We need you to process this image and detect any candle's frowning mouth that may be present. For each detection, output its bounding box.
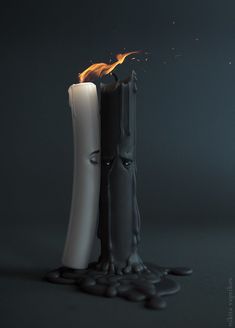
[79,51,139,83]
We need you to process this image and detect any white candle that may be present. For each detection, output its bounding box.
[62,82,100,269]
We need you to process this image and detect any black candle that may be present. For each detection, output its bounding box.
[97,71,145,273]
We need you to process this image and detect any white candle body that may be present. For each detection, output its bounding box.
[62,83,100,269]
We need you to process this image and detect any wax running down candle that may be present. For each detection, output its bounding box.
[62,82,100,269]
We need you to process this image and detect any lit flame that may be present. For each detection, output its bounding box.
[79,51,139,83]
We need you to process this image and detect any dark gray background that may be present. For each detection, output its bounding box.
[0,0,234,327]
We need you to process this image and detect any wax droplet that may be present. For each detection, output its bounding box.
[229,61,232,65]
[195,38,199,41]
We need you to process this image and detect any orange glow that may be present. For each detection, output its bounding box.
[79,51,139,83]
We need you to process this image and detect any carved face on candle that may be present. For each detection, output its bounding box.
[98,71,141,268]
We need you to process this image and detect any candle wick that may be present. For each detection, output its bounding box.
[110,72,118,82]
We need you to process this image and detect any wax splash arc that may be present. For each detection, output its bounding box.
[45,71,192,310]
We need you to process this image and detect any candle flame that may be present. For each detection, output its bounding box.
[79,51,139,83]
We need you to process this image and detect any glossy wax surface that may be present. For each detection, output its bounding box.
[62,82,100,269]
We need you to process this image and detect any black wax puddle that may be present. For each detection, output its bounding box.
[45,263,192,310]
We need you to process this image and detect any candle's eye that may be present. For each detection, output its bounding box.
[103,157,114,168]
[89,150,100,164]
[122,158,132,168]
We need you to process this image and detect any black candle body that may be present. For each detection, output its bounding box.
[98,71,144,273]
